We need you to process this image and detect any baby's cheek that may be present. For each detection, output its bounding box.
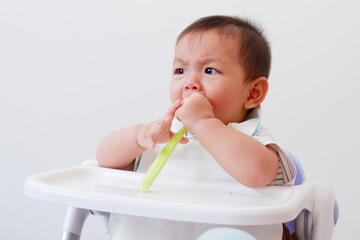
[170,92,180,103]
[169,86,182,103]
[209,98,228,121]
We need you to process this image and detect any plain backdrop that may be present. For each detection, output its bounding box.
[1,0,359,239]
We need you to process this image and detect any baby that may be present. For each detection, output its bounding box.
[97,15,296,240]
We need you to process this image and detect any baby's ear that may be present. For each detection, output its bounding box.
[244,77,269,110]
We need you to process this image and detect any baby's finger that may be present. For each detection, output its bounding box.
[147,118,170,142]
[155,117,172,134]
[148,120,164,137]
[165,99,182,118]
[146,137,156,149]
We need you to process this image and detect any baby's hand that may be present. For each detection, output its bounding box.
[175,92,215,133]
[137,100,188,149]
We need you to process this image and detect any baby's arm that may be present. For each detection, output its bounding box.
[96,124,146,170]
[97,100,188,169]
[194,119,279,188]
[175,93,278,188]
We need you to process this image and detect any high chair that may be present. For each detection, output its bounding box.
[24,152,338,240]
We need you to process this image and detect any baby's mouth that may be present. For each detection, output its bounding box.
[182,90,206,100]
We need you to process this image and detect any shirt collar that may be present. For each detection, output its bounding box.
[227,106,261,136]
[171,106,261,139]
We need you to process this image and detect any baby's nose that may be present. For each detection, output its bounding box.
[183,81,204,99]
[184,82,199,90]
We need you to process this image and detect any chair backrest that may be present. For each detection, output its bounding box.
[285,150,305,186]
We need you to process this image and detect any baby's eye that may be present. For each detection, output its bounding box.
[174,68,186,75]
[204,68,219,74]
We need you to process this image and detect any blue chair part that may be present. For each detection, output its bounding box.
[334,200,339,224]
[197,227,257,240]
[286,151,305,185]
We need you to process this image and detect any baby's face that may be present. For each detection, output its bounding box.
[170,30,252,124]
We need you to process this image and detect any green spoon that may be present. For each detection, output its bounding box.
[139,126,187,192]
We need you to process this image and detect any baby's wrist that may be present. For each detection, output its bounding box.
[136,124,149,150]
[192,117,222,136]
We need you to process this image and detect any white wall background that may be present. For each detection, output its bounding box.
[1,0,359,239]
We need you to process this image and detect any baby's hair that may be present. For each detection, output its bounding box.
[177,15,271,81]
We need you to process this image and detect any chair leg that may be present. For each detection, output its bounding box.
[61,207,89,240]
[294,209,313,240]
[311,183,336,240]
[90,210,111,240]
[295,182,336,240]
